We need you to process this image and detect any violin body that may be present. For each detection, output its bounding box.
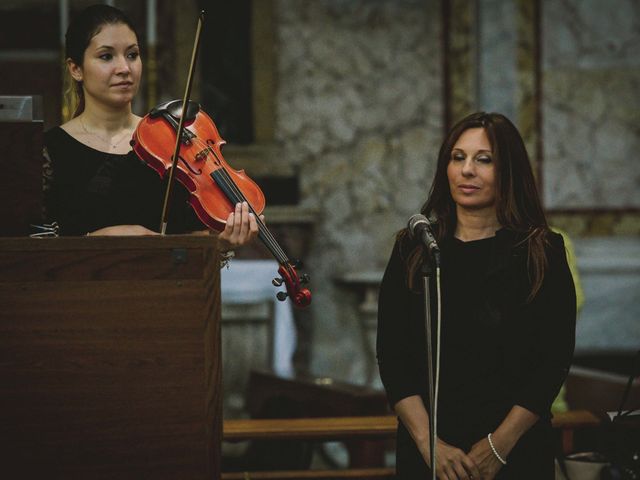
[131,100,311,307]
[132,101,265,232]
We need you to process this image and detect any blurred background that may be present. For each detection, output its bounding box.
[1,0,638,465]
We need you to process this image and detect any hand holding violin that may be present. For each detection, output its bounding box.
[86,203,261,251]
[217,201,263,251]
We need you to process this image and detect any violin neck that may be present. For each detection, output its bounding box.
[210,167,290,265]
[257,224,290,265]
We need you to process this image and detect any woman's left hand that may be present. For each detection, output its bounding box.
[468,436,504,480]
[217,201,261,251]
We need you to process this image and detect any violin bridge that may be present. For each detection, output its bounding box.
[195,147,211,162]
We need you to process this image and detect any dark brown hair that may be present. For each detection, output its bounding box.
[63,5,139,119]
[401,112,550,301]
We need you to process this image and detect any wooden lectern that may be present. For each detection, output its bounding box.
[0,235,221,479]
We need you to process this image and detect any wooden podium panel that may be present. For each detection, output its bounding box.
[0,236,221,479]
[0,121,44,236]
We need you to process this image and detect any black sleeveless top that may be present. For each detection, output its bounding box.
[44,127,200,235]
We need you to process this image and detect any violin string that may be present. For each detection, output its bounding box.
[211,160,287,262]
[220,167,286,260]
[188,136,290,264]
[217,166,290,264]
[166,127,293,272]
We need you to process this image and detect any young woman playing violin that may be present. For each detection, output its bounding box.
[44,4,259,250]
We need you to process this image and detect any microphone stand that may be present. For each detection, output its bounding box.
[421,251,441,480]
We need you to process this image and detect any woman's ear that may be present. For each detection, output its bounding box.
[66,58,83,82]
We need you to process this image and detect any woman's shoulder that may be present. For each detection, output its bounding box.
[59,118,88,140]
[498,227,562,246]
[544,230,568,265]
[45,121,82,149]
[44,125,66,144]
[545,229,565,247]
[519,230,569,276]
[44,125,73,162]
[44,121,118,172]
[393,228,421,259]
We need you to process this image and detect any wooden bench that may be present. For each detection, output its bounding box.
[222,411,603,479]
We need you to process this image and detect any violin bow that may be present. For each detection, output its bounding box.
[159,10,205,234]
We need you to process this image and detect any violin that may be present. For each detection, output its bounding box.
[131,99,311,307]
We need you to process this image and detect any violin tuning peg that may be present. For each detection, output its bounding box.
[300,273,310,285]
[276,291,288,302]
[272,277,284,287]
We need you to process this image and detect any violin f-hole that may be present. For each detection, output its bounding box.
[178,155,202,175]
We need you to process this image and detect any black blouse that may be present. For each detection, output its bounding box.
[376,228,576,478]
[43,127,201,236]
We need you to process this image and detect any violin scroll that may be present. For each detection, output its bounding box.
[277,263,312,307]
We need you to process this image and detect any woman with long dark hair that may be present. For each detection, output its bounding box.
[44,4,258,248]
[377,112,576,479]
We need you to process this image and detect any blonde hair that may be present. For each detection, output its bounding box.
[62,60,84,122]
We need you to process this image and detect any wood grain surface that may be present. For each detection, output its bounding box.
[0,236,221,479]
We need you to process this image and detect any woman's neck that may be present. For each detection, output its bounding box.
[80,102,136,134]
[454,207,501,241]
[66,101,140,154]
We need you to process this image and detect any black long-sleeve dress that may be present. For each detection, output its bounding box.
[376,228,576,479]
[43,127,201,236]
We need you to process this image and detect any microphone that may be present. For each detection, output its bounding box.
[408,214,440,265]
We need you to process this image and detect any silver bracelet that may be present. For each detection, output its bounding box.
[487,433,507,465]
[219,250,235,269]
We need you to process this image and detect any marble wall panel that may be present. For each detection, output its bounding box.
[573,237,640,352]
[515,0,539,172]
[275,0,443,382]
[478,0,518,121]
[542,0,640,209]
[448,0,540,171]
[549,211,640,236]
[446,0,477,126]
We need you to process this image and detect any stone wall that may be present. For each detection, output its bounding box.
[542,0,640,354]
[271,0,640,382]
[573,237,640,353]
[542,0,640,210]
[275,0,443,382]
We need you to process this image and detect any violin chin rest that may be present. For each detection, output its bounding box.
[149,99,200,123]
